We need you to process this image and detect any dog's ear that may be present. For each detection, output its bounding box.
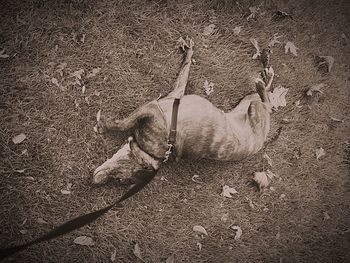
[129,138,160,170]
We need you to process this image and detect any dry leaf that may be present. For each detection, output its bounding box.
[268,33,282,47]
[0,49,10,58]
[250,38,260,59]
[318,56,334,72]
[73,236,94,246]
[253,171,272,190]
[233,26,242,36]
[81,85,86,94]
[285,41,298,56]
[231,225,242,240]
[306,83,325,96]
[19,229,28,235]
[93,125,98,133]
[111,248,117,262]
[37,218,47,224]
[203,80,214,95]
[71,69,84,79]
[221,185,238,198]
[191,174,202,183]
[203,24,216,36]
[60,189,71,195]
[315,147,325,160]
[263,153,273,166]
[295,100,302,108]
[87,67,101,78]
[24,176,35,181]
[166,254,175,263]
[133,243,143,261]
[221,213,229,222]
[267,85,289,110]
[193,225,208,236]
[323,212,330,221]
[51,77,59,87]
[96,109,101,122]
[12,133,26,144]
[14,169,26,173]
[330,116,343,122]
[196,242,202,251]
[247,6,260,21]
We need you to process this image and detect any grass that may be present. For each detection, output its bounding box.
[0,0,349,262]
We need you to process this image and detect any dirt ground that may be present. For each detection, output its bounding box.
[0,0,349,262]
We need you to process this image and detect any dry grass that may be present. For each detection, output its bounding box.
[1,0,349,262]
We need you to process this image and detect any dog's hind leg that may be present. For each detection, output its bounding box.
[97,101,160,134]
[167,37,194,99]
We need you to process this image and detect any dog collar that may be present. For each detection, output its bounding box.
[164,98,180,162]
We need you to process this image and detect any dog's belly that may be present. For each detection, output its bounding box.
[158,95,265,161]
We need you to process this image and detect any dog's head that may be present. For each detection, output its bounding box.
[92,137,160,184]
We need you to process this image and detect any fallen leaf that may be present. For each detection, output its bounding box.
[193,225,208,236]
[19,229,28,235]
[268,33,282,47]
[21,149,28,155]
[81,34,86,43]
[280,193,286,199]
[285,41,298,56]
[318,56,334,72]
[233,26,242,36]
[315,147,326,161]
[330,116,343,122]
[133,243,143,261]
[71,69,84,79]
[12,133,26,144]
[295,100,302,108]
[93,125,98,133]
[67,182,73,190]
[0,49,10,58]
[23,176,35,181]
[250,38,260,59]
[81,85,86,94]
[110,248,117,262]
[196,242,202,251]
[191,174,202,183]
[253,171,274,190]
[37,218,47,224]
[73,236,94,246]
[51,77,59,87]
[221,213,229,222]
[14,169,26,173]
[247,6,260,21]
[203,80,214,95]
[87,67,101,78]
[60,189,71,195]
[203,24,216,36]
[231,225,242,240]
[96,110,101,122]
[166,254,175,263]
[323,212,330,221]
[267,85,289,110]
[272,10,293,21]
[221,185,238,198]
[263,153,273,166]
[306,83,325,96]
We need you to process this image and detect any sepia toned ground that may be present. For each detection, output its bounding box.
[0,0,349,262]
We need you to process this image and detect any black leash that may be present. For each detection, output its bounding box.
[0,168,158,261]
[164,98,180,162]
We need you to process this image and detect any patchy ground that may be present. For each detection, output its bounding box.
[1,0,349,262]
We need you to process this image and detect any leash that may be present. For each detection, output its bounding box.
[0,168,158,261]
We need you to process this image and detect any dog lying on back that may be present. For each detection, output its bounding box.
[93,39,274,184]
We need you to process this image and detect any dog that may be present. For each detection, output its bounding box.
[92,39,274,185]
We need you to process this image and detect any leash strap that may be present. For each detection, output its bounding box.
[0,168,158,261]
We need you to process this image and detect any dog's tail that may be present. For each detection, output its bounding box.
[254,78,269,103]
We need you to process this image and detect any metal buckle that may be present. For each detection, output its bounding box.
[163,142,173,163]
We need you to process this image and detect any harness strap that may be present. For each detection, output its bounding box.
[0,168,158,260]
